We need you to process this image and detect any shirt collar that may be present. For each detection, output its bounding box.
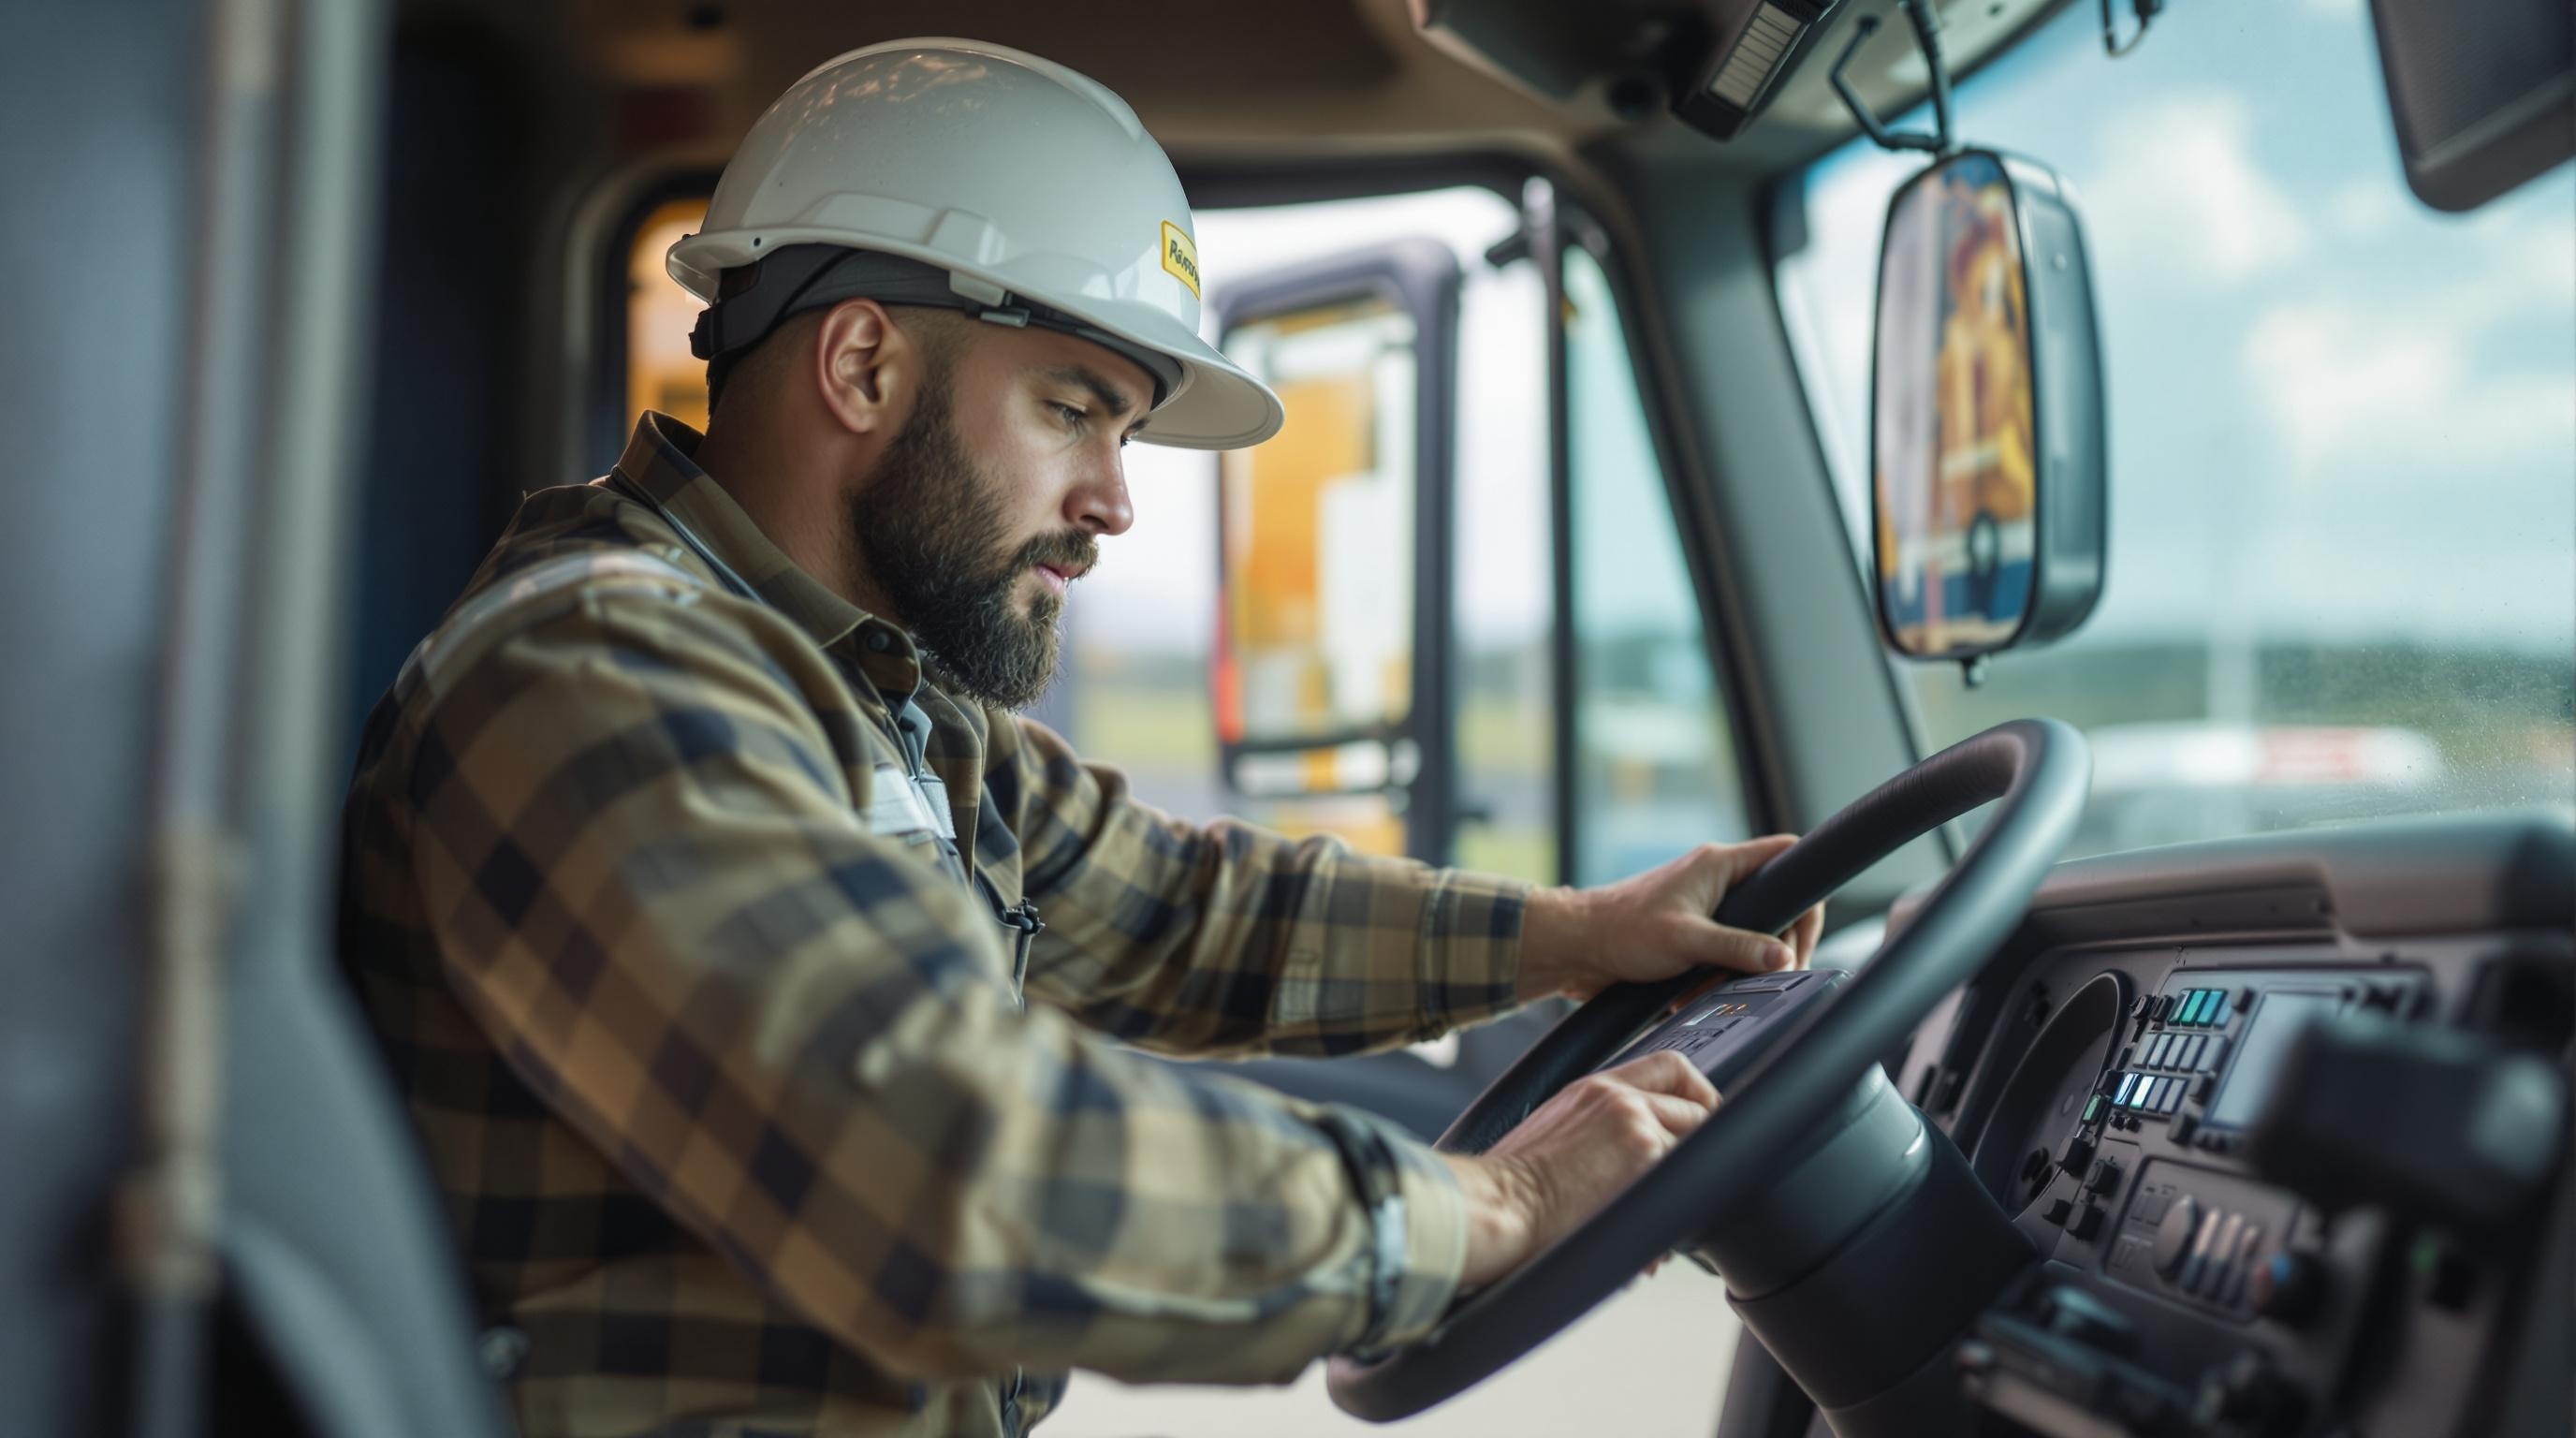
[609,412,923,692]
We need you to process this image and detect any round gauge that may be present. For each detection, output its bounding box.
[1969,971,2129,1214]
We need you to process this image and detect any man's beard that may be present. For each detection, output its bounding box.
[852,383,1097,711]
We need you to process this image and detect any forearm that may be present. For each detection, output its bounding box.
[1009,718,1531,1056]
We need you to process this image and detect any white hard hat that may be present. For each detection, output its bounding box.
[669,37,1284,450]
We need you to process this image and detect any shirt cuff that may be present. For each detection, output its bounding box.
[1316,1108,1470,1356]
[1416,868,1536,1037]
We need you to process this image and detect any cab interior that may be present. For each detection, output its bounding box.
[7,1,2572,1435]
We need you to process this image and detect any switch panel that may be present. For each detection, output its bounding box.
[2110,1160,2306,1322]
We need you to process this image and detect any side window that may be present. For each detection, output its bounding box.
[1564,244,1751,884]
[1447,238,1556,883]
[1083,186,1556,877]
[624,198,711,434]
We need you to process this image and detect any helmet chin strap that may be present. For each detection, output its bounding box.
[693,244,1180,407]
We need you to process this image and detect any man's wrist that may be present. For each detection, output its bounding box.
[1438,1152,1537,1289]
[1515,884,1590,1003]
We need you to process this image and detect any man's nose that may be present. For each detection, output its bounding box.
[1062,450,1134,537]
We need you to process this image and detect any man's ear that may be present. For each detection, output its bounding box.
[811,298,914,438]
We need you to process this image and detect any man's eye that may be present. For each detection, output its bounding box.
[1050,402,1085,429]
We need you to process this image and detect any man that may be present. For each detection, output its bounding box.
[341,37,1823,1438]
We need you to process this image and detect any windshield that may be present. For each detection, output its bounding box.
[1777,0,2575,858]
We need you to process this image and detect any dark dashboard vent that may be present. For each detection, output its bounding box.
[2466,954,2576,1059]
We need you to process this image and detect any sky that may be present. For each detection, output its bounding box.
[1777,0,2576,655]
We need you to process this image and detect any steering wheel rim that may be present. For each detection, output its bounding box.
[1325,718,2091,1421]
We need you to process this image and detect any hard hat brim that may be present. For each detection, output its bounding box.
[671,227,1284,450]
[1073,294,1286,451]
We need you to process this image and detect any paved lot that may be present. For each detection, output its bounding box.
[1044,1264,1746,1437]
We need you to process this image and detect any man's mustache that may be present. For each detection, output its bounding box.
[1017,530,1098,580]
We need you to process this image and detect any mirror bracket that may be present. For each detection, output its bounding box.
[1830,0,1958,157]
[2100,0,2163,57]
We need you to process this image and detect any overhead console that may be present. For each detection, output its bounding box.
[1888,810,2575,1437]
[1407,0,2063,144]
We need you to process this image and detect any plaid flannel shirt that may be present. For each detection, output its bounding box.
[338,413,1532,1437]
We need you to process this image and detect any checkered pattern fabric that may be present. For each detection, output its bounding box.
[338,414,1531,1437]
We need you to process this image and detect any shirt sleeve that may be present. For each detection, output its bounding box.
[998,716,1532,1060]
[399,585,1470,1385]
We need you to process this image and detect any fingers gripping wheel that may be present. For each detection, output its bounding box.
[1325,720,2090,1421]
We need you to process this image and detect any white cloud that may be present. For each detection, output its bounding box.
[2327,181,2406,239]
[2244,301,2575,476]
[2090,95,2310,286]
[2470,204,2576,310]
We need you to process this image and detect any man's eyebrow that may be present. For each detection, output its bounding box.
[1039,364,1144,425]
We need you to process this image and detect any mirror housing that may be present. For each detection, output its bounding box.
[1871,149,2107,665]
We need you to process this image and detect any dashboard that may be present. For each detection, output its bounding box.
[1722,809,2575,1438]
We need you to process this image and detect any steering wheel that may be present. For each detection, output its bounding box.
[1326,718,2090,1420]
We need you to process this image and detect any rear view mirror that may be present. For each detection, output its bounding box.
[2366,0,2571,213]
[1871,150,2106,666]
[1212,241,1461,848]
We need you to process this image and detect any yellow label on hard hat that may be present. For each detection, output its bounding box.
[1161,221,1202,299]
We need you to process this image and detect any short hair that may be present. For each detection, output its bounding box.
[703,298,969,418]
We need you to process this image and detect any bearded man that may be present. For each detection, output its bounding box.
[340,37,1820,1438]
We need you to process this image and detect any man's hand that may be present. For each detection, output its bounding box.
[1515,835,1827,1004]
[1438,1050,1720,1287]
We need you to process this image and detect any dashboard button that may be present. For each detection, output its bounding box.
[2071,1204,2106,1241]
[1717,972,1800,993]
[2087,1157,2122,1195]
[2154,1196,2202,1276]
[2179,1208,2225,1293]
[2059,1133,2097,1176]
[2201,1212,2247,1297]
[2044,1196,2075,1226]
